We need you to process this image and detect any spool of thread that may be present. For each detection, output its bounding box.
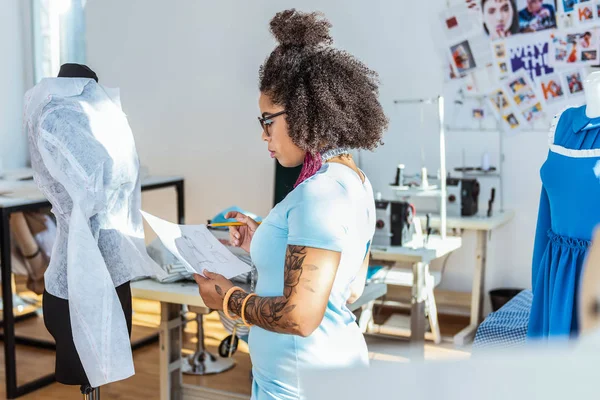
[482,152,490,171]
[393,164,405,186]
[421,167,428,188]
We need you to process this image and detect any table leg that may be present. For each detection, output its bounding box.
[454,230,489,346]
[160,302,183,400]
[176,181,185,225]
[410,262,426,359]
[1,210,18,398]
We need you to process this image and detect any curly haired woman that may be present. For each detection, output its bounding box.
[195,9,388,399]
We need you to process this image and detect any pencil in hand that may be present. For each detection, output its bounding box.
[207,221,262,227]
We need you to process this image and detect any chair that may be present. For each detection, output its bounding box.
[182,306,237,375]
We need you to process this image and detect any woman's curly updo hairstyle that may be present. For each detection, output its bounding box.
[259,9,388,155]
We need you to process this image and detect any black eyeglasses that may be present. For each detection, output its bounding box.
[258,110,287,137]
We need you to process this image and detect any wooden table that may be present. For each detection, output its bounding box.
[131,279,247,400]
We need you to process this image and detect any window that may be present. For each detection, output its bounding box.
[31,0,87,83]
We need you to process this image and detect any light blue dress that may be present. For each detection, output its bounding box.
[528,105,600,339]
[248,163,375,399]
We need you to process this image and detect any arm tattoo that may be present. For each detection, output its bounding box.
[215,285,223,296]
[227,245,318,334]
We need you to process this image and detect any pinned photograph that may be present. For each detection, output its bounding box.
[503,113,520,128]
[522,102,544,121]
[495,43,507,57]
[576,2,595,23]
[565,70,584,94]
[551,29,599,65]
[477,0,520,40]
[450,40,477,74]
[516,0,558,33]
[446,16,459,29]
[499,62,509,72]
[490,90,510,111]
[582,50,597,60]
[513,88,537,104]
[539,74,565,103]
[508,77,528,93]
[563,0,578,13]
[473,108,485,119]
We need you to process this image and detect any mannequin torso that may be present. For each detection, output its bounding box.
[585,71,600,119]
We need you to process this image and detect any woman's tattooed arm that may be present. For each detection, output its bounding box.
[227,245,340,337]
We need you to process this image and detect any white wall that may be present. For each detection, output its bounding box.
[86,0,548,311]
[0,0,29,170]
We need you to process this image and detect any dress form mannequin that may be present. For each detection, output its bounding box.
[528,73,600,340]
[38,63,133,399]
[25,63,165,393]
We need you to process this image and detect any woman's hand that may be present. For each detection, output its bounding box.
[194,270,235,310]
[225,211,259,253]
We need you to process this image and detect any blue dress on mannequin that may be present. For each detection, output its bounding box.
[528,105,600,339]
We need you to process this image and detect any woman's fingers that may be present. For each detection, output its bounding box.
[235,213,259,230]
[193,273,207,285]
[228,226,241,239]
[228,226,241,246]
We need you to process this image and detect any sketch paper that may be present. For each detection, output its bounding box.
[141,211,251,279]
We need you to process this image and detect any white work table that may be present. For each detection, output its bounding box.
[367,210,515,348]
[370,236,463,264]
[416,210,515,231]
[368,236,463,357]
[418,211,515,346]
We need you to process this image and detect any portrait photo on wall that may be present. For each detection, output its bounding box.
[479,0,521,40]
[516,0,557,33]
[565,70,584,94]
[477,0,557,40]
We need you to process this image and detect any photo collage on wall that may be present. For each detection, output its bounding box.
[440,0,598,133]
[551,27,600,65]
[488,73,545,132]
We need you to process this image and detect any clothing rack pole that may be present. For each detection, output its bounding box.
[393,96,447,239]
[438,96,447,240]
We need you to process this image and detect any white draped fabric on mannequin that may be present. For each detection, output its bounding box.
[23,77,167,387]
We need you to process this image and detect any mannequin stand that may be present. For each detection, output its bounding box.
[80,384,100,399]
[182,312,235,375]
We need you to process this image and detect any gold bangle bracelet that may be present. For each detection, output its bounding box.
[223,286,243,320]
[241,293,258,327]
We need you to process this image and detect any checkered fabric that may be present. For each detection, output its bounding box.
[473,290,533,350]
